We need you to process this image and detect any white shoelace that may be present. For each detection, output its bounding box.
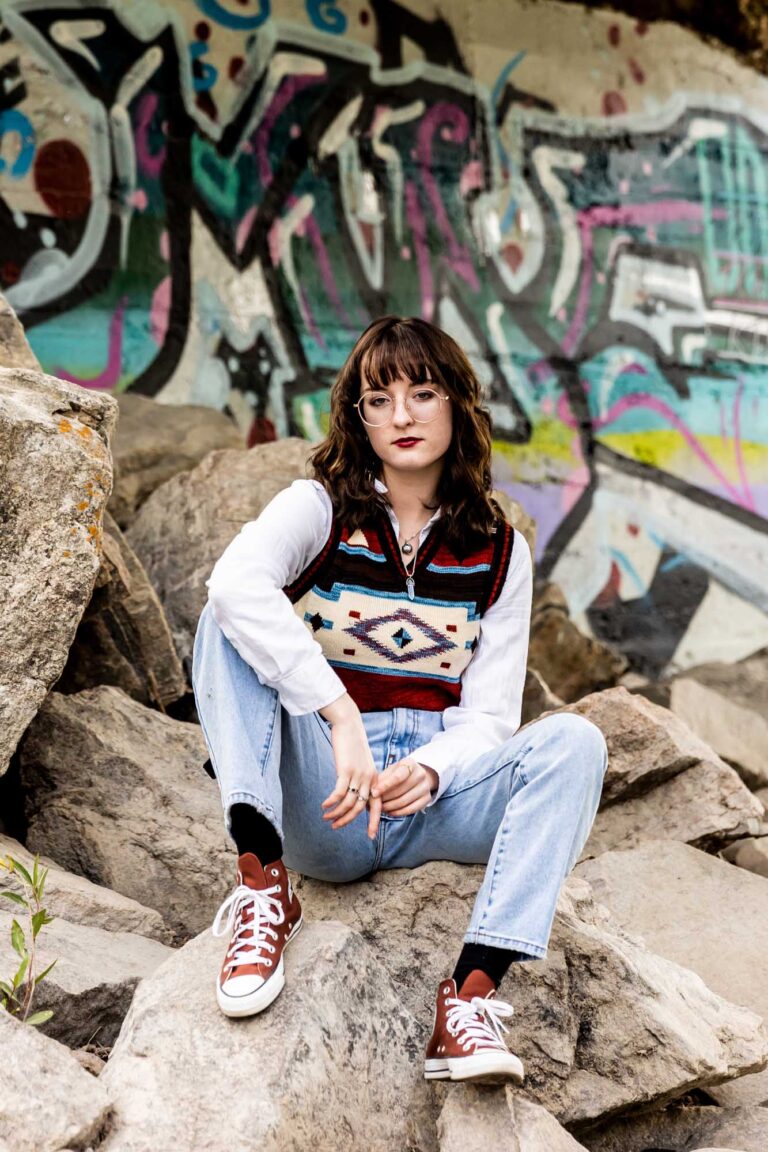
[211,882,285,973]
[446,994,515,1053]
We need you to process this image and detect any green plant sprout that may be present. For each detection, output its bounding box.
[0,854,57,1026]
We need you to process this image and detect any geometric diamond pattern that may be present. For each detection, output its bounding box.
[345,608,457,664]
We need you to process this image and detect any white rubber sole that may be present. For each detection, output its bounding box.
[424,1050,525,1084]
[216,917,303,1018]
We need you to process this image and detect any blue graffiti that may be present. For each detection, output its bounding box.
[193,0,270,31]
[189,40,218,92]
[306,0,347,35]
[0,108,35,178]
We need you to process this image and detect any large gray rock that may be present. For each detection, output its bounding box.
[528,585,628,703]
[669,653,768,790]
[297,866,768,1126]
[0,367,117,775]
[126,438,310,671]
[0,292,40,369]
[584,1105,768,1152]
[0,833,171,942]
[438,1088,589,1150]
[559,689,764,857]
[56,510,187,709]
[19,686,230,941]
[721,835,768,880]
[575,839,768,1108]
[0,1007,111,1152]
[109,391,243,528]
[491,490,537,560]
[100,921,436,1152]
[0,906,173,1048]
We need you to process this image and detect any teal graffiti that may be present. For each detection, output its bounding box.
[0,108,35,177]
[193,0,270,31]
[305,0,347,35]
[192,136,240,216]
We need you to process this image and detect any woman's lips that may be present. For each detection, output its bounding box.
[393,438,422,447]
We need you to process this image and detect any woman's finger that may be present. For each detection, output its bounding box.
[330,791,369,829]
[324,776,363,822]
[382,780,430,813]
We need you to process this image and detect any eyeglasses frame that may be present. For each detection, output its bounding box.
[352,386,451,427]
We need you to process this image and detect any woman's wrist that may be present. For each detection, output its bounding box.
[318,692,360,726]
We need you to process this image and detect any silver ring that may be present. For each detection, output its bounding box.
[360,794,369,803]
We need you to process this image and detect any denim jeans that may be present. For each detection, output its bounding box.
[192,602,608,960]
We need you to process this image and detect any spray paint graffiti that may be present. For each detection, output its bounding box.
[0,0,766,675]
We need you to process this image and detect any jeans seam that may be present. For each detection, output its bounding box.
[441,744,534,802]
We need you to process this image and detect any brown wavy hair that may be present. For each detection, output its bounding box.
[308,316,504,554]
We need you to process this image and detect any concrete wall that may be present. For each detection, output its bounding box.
[1,0,767,676]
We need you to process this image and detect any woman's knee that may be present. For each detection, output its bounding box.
[519,712,608,786]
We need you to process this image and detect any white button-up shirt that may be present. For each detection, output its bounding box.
[206,477,532,804]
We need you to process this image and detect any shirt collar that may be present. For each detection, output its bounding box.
[373,476,442,524]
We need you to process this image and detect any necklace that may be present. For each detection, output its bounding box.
[403,542,418,600]
[399,527,421,555]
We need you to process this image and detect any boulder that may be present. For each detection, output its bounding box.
[0,905,173,1048]
[584,1105,768,1152]
[521,668,563,726]
[583,755,764,858]
[558,689,764,857]
[0,291,40,369]
[297,866,768,1126]
[0,1006,111,1152]
[575,839,768,1108]
[0,367,116,775]
[668,652,768,790]
[492,490,537,559]
[99,921,436,1152]
[126,438,311,672]
[0,832,171,943]
[109,391,243,528]
[720,836,768,880]
[55,511,187,710]
[19,686,230,941]
[528,584,628,703]
[438,1088,589,1150]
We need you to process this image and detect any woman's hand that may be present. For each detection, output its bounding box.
[319,704,381,837]
[371,757,439,816]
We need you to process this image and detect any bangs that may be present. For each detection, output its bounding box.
[359,325,443,391]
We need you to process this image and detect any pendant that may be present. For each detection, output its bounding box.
[406,576,415,600]
[402,542,413,554]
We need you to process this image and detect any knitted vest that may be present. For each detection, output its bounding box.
[283,508,515,712]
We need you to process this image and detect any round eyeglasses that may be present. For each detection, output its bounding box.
[353,387,449,427]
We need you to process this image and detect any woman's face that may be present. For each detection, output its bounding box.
[358,372,453,477]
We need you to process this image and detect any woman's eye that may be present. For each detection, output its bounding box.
[413,390,435,401]
[369,396,389,407]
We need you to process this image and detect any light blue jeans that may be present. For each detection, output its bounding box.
[192,602,608,960]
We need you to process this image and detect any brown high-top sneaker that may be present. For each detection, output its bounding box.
[424,969,525,1083]
[211,853,302,1018]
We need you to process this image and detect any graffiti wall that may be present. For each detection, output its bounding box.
[1,0,767,676]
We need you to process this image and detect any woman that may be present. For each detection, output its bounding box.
[192,315,607,1085]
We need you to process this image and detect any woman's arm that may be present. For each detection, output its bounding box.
[205,479,349,716]
[407,530,534,805]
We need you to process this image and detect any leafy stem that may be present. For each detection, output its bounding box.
[0,854,56,1027]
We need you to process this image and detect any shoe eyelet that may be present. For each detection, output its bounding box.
[264,959,272,967]
[271,868,279,876]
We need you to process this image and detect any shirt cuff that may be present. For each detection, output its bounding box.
[271,654,348,716]
[409,743,457,807]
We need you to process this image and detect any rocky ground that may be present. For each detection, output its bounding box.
[1,296,767,1151]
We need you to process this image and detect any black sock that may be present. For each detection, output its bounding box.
[452,943,532,991]
[229,803,282,866]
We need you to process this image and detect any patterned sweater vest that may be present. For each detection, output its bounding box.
[283,509,515,712]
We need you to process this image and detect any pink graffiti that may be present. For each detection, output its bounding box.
[557,386,757,511]
[254,76,324,187]
[404,179,434,320]
[58,297,128,389]
[135,93,166,179]
[563,200,708,355]
[417,103,479,291]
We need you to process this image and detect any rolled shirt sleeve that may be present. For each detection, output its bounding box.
[409,530,533,806]
[205,479,348,715]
